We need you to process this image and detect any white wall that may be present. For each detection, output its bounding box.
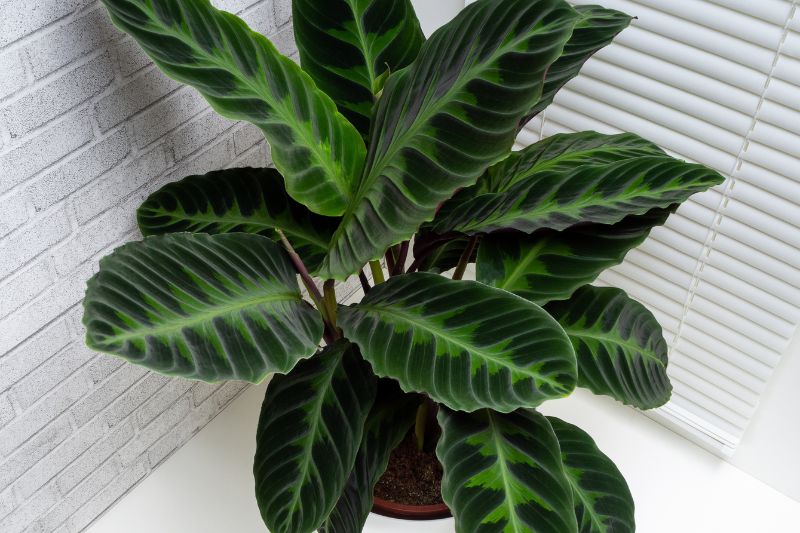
[410,0,465,36]
[0,1,285,532]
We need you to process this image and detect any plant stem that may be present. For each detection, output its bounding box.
[414,401,428,451]
[369,260,385,284]
[392,241,410,276]
[276,229,328,316]
[452,235,479,281]
[323,280,338,327]
[358,269,371,294]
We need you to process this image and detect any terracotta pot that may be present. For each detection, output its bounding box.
[372,496,452,521]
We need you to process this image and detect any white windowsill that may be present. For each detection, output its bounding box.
[87,383,799,533]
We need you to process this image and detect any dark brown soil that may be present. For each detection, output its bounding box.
[374,432,444,506]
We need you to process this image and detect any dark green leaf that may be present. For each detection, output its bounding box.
[522,6,632,125]
[437,407,577,533]
[137,167,338,272]
[546,286,672,409]
[432,131,725,234]
[100,0,366,215]
[320,0,580,280]
[548,417,635,533]
[477,207,676,305]
[254,341,377,533]
[321,379,420,533]
[83,233,323,382]
[338,273,577,413]
[293,0,425,136]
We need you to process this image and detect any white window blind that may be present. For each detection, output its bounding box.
[515,0,800,455]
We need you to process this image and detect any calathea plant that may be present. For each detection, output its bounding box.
[83,0,724,531]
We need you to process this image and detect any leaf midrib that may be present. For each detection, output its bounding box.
[486,414,526,533]
[108,291,300,342]
[563,326,666,368]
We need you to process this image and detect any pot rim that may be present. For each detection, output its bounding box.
[372,496,452,521]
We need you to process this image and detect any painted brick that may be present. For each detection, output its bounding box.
[0,207,70,281]
[0,416,72,490]
[191,382,222,407]
[24,9,120,79]
[72,145,167,225]
[10,342,95,410]
[52,199,137,277]
[0,0,96,46]
[2,53,115,138]
[166,136,234,180]
[213,0,262,14]
[0,395,14,427]
[119,396,192,466]
[148,398,218,467]
[0,52,27,100]
[233,123,264,155]
[132,87,207,148]
[0,114,94,195]
[71,364,148,428]
[56,421,135,495]
[36,456,122,532]
[112,38,151,78]
[214,382,249,410]
[0,264,91,355]
[0,320,72,394]
[85,356,124,387]
[135,379,193,428]
[0,191,29,239]
[0,261,53,320]
[274,0,292,26]
[94,67,180,132]
[169,111,236,162]
[0,488,16,521]
[103,373,169,428]
[12,418,106,500]
[242,1,277,36]
[26,129,131,213]
[0,372,89,456]
[271,23,298,57]
[66,459,148,532]
[0,485,58,533]
[230,141,271,168]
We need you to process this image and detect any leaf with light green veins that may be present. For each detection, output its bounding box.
[546,286,672,410]
[412,231,477,274]
[338,273,577,413]
[320,0,580,280]
[437,407,577,533]
[83,233,324,382]
[100,0,366,216]
[321,379,420,533]
[548,417,635,533]
[432,131,725,235]
[137,167,339,273]
[293,0,425,137]
[254,341,377,533]
[477,206,676,306]
[521,6,632,125]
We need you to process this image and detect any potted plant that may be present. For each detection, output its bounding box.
[83,0,725,531]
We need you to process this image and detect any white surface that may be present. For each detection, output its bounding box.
[87,383,799,533]
[410,0,465,36]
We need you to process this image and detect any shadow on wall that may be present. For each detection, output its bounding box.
[0,1,290,532]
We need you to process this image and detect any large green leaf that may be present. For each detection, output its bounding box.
[293,0,425,136]
[521,6,632,125]
[83,233,323,382]
[477,206,675,305]
[321,379,419,533]
[100,0,365,216]
[254,341,377,533]
[137,167,338,272]
[320,0,580,280]
[338,273,577,413]
[548,417,635,533]
[546,286,672,410]
[437,407,577,533]
[432,131,725,234]
[412,231,477,274]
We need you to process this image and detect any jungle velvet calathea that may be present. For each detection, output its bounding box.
[82,1,725,532]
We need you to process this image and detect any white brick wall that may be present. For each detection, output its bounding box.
[0,1,295,531]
